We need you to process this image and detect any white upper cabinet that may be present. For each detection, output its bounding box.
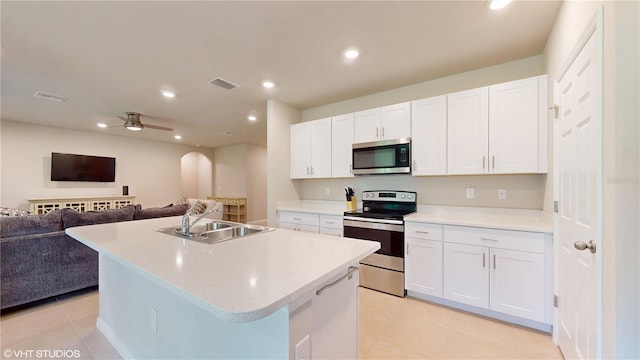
[354,102,410,144]
[447,87,489,175]
[489,76,547,173]
[290,118,332,179]
[447,75,547,175]
[411,95,447,176]
[331,113,355,178]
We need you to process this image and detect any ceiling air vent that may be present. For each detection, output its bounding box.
[34,91,67,102]
[208,77,240,91]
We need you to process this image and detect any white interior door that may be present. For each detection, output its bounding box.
[556,15,602,360]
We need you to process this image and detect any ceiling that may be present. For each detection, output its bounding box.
[1,1,561,148]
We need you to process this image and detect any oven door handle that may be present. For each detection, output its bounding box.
[343,219,404,232]
[343,216,403,225]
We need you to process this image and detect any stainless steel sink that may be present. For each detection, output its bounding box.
[155,221,273,244]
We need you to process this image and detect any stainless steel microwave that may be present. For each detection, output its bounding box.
[352,138,411,175]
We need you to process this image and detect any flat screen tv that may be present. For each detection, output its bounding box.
[50,152,116,182]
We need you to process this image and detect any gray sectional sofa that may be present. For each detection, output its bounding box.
[0,203,189,310]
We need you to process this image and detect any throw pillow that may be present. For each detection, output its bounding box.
[193,200,207,214]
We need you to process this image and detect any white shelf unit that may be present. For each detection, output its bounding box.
[28,195,136,214]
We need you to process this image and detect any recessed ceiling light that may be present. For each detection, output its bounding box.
[162,90,176,98]
[174,135,182,140]
[262,81,275,89]
[248,115,257,121]
[489,0,511,10]
[97,123,108,128]
[223,130,234,136]
[343,48,360,60]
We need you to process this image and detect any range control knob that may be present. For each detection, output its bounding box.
[401,194,406,199]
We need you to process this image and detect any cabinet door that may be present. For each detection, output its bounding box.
[309,118,332,178]
[331,113,355,177]
[447,87,489,175]
[489,248,546,322]
[290,122,311,178]
[353,108,381,143]
[411,96,447,175]
[380,102,411,140]
[405,237,443,297]
[443,242,489,308]
[489,76,540,173]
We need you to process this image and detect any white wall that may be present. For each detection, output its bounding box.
[197,153,213,198]
[300,56,546,210]
[214,144,247,198]
[544,1,639,358]
[0,120,214,209]
[246,144,267,224]
[213,143,267,224]
[180,152,199,197]
[266,99,302,227]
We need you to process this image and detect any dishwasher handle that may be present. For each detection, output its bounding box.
[316,266,359,296]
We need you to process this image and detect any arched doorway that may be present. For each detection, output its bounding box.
[180,152,213,198]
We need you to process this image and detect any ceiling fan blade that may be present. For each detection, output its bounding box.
[144,124,174,131]
[116,115,127,122]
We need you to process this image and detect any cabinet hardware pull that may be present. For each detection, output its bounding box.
[350,164,353,173]
[381,126,385,138]
[306,166,310,175]
[483,253,486,268]
[316,266,359,296]
[483,156,486,169]
[407,243,410,255]
[480,237,499,242]
[492,155,495,169]
[413,160,416,170]
[325,221,335,224]
[310,166,314,175]
[493,254,496,269]
[415,230,430,234]
[293,217,302,221]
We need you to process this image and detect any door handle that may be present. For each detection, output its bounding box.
[574,240,597,253]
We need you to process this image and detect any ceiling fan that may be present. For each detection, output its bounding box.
[116,112,173,132]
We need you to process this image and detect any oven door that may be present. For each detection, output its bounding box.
[343,217,404,259]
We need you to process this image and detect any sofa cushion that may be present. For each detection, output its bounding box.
[62,205,135,229]
[0,210,62,238]
[133,203,189,220]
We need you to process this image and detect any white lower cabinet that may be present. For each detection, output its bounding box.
[405,222,443,297]
[489,247,545,321]
[443,242,490,309]
[442,225,548,323]
[278,211,343,236]
[278,211,319,233]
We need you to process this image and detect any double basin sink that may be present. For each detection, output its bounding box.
[156,220,274,245]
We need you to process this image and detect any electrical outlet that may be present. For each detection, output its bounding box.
[324,187,330,196]
[295,334,311,360]
[465,188,475,199]
[498,189,507,200]
[150,308,158,332]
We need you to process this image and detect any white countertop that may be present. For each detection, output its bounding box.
[406,205,552,233]
[278,201,553,233]
[276,200,354,216]
[66,216,379,323]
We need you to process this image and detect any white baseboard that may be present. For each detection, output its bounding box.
[96,317,135,360]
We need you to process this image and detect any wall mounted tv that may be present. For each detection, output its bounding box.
[50,152,116,182]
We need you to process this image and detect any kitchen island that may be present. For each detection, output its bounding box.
[66,216,379,359]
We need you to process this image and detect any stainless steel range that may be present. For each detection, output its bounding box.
[343,190,416,297]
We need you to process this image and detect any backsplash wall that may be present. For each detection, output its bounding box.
[301,174,546,210]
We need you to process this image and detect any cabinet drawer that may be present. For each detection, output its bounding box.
[444,225,545,253]
[278,211,319,226]
[405,222,443,241]
[320,215,343,229]
[320,227,343,237]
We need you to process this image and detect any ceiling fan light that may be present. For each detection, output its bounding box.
[126,125,142,131]
[489,0,511,10]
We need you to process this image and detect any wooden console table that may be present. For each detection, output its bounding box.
[28,195,136,214]
[207,196,246,223]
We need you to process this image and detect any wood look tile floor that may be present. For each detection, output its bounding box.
[0,287,563,359]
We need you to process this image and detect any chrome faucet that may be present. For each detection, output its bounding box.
[179,205,223,235]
